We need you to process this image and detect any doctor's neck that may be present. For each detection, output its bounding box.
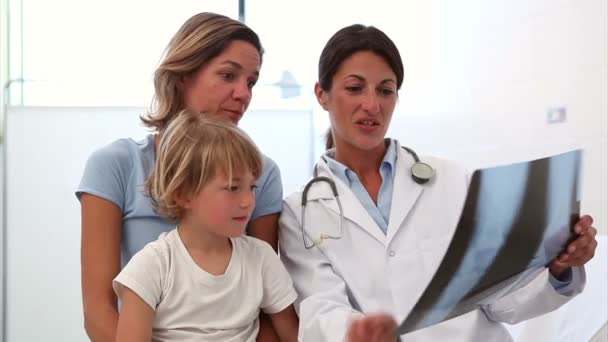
[333,140,387,177]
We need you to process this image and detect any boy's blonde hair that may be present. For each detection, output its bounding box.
[147,110,263,221]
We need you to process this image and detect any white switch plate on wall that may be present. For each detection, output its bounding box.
[547,107,567,124]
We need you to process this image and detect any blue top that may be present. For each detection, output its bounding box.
[324,139,398,234]
[76,134,283,267]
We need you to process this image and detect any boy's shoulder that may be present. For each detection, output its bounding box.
[234,236,276,259]
[135,229,178,260]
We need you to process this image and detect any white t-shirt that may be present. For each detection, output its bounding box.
[113,229,297,342]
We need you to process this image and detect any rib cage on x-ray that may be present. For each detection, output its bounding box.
[398,150,582,334]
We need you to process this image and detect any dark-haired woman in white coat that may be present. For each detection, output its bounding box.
[278,24,598,342]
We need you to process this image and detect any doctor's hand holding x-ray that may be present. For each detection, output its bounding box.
[549,214,597,278]
[347,314,397,342]
[278,24,598,342]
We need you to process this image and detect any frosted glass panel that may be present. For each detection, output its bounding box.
[5,107,147,342]
[3,106,312,341]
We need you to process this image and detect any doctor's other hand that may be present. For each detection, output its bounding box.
[549,215,598,278]
[347,313,397,342]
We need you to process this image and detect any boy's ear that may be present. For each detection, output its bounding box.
[174,189,192,209]
[315,82,329,110]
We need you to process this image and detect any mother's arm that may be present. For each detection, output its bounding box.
[249,214,279,252]
[80,194,122,342]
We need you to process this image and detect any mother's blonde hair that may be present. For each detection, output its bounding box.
[147,110,263,221]
[141,12,263,131]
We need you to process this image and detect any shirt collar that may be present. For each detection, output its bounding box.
[323,138,398,184]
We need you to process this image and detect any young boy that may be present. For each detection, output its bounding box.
[113,110,299,342]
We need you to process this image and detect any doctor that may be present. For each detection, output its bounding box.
[278,24,598,342]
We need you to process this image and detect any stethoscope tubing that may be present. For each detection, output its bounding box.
[301,145,433,248]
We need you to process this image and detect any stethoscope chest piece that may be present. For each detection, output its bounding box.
[411,161,434,184]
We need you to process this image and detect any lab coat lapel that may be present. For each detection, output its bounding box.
[386,147,423,244]
[333,176,387,245]
[309,161,386,246]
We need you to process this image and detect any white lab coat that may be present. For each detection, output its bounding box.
[279,140,585,342]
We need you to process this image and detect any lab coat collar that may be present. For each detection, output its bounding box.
[306,146,426,246]
[386,142,425,244]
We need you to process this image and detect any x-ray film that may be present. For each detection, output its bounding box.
[398,149,582,334]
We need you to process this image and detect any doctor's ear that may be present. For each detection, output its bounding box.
[315,82,329,110]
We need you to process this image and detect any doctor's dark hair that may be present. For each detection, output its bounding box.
[147,110,263,221]
[318,24,404,149]
[141,12,264,132]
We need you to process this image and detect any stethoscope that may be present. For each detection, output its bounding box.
[301,146,434,249]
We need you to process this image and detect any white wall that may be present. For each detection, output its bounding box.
[387,0,607,234]
[385,2,608,338]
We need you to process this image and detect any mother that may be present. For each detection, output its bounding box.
[77,12,283,341]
